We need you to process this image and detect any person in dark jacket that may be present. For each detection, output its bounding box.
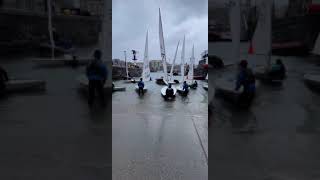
[166,84,174,98]
[137,78,145,95]
[235,60,256,107]
[86,50,107,107]
[268,59,286,79]
[182,81,189,92]
[0,66,9,93]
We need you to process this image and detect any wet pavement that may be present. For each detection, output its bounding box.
[112,73,208,180]
[209,42,320,179]
[0,57,112,179]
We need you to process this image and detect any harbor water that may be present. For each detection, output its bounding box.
[112,73,208,180]
[209,42,320,179]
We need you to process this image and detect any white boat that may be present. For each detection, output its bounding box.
[135,30,151,93]
[4,79,46,93]
[214,78,241,103]
[214,0,240,98]
[304,73,320,90]
[161,86,177,100]
[186,45,197,88]
[168,40,180,84]
[176,86,189,96]
[135,85,147,93]
[251,0,282,82]
[158,8,170,87]
[203,83,208,91]
[77,75,114,93]
[113,86,126,92]
[312,33,320,56]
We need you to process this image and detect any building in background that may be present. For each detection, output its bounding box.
[149,60,162,72]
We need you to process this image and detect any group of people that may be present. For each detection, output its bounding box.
[234,59,286,107]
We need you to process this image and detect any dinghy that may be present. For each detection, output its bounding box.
[304,73,320,90]
[135,30,151,94]
[113,86,126,92]
[77,75,115,93]
[4,79,46,93]
[135,85,147,93]
[254,66,285,83]
[176,35,190,96]
[214,78,241,103]
[203,83,208,91]
[156,78,166,85]
[213,0,241,99]
[157,8,170,87]
[250,0,283,83]
[176,86,189,96]
[168,40,180,84]
[186,45,197,89]
[161,86,177,100]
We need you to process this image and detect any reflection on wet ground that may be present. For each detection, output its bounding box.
[209,43,320,179]
[112,73,208,180]
[0,59,112,179]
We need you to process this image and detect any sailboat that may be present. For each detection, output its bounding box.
[158,8,177,98]
[177,36,189,96]
[303,32,320,90]
[167,40,180,84]
[33,0,88,66]
[135,31,150,93]
[252,1,285,82]
[186,45,197,89]
[214,0,242,102]
[203,55,208,91]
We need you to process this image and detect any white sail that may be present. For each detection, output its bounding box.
[170,40,180,80]
[205,56,208,80]
[47,0,55,59]
[187,45,195,81]
[181,36,186,82]
[229,0,240,62]
[124,51,129,79]
[159,8,168,81]
[142,31,151,81]
[312,33,320,55]
[251,0,272,67]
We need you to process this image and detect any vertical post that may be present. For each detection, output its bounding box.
[124,51,129,79]
[47,0,55,60]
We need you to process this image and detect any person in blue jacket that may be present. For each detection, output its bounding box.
[86,50,107,107]
[183,81,189,92]
[235,60,256,107]
[137,78,145,95]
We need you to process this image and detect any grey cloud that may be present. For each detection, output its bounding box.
[112,0,208,64]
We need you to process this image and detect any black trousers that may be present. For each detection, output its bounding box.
[138,87,144,95]
[88,80,105,106]
[238,91,255,108]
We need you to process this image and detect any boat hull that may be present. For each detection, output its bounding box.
[176,86,189,96]
[4,79,46,93]
[77,75,112,93]
[156,78,166,85]
[161,87,177,100]
[135,86,147,93]
[304,73,320,90]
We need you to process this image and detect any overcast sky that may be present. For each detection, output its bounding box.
[112,0,208,64]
